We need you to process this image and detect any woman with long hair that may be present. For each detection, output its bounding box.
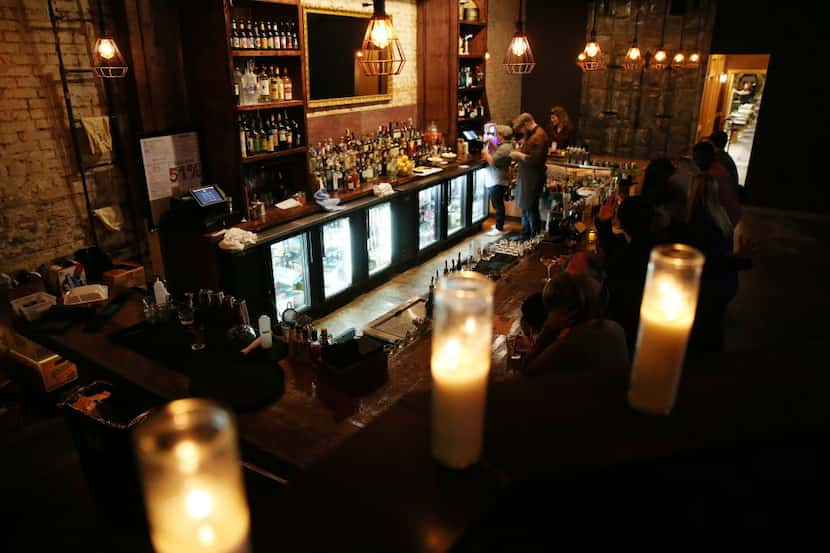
[547,106,572,150]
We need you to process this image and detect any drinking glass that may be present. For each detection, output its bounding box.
[539,255,558,283]
[178,293,205,351]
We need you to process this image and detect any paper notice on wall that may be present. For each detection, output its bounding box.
[139,131,202,201]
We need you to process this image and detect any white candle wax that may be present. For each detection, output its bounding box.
[629,277,697,415]
[149,482,250,553]
[431,319,491,469]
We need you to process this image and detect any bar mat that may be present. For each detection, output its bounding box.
[473,253,518,274]
[109,321,285,411]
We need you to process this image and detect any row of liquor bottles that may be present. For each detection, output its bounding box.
[238,111,303,157]
[458,65,484,89]
[309,121,431,191]
[457,96,485,119]
[234,61,295,106]
[230,19,299,50]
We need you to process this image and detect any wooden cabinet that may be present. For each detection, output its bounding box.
[179,0,312,226]
[419,0,489,144]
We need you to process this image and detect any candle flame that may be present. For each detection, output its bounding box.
[186,490,213,520]
[197,524,216,546]
[441,339,461,371]
[464,317,477,334]
[174,439,200,473]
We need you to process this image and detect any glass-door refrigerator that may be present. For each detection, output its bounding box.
[368,202,393,275]
[270,234,310,318]
[447,175,467,235]
[418,184,441,249]
[471,167,489,223]
[322,217,353,299]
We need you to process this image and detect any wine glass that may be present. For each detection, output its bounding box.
[539,255,558,284]
[178,293,204,351]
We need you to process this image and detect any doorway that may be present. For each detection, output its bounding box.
[696,54,770,186]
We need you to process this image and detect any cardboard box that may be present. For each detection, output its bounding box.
[102,261,146,296]
[8,335,79,392]
[44,259,87,295]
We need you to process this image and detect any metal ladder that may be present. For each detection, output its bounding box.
[46,0,121,247]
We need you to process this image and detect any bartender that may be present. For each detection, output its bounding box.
[482,124,513,235]
[510,113,549,239]
[546,106,572,150]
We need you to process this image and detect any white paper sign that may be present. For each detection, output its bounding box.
[139,132,202,201]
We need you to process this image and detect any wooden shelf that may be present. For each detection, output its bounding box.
[241,146,308,163]
[232,49,302,57]
[236,201,320,233]
[237,100,305,111]
[458,86,484,92]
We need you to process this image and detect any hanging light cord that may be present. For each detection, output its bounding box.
[633,0,639,43]
[659,0,668,46]
[516,0,524,33]
[591,1,598,39]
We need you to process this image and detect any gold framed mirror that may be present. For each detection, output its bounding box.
[303,7,392,108]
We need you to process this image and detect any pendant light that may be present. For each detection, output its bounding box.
[93,36,128,78]
[650,0,670,71]
[624,1,643,71]
[578,1,604,71]
[504,0,535,74]
[357,0,406,76]
[671,14,686,69]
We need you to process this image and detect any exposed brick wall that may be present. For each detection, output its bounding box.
[577,0,716,160]
[302,0,418,139]
[486,0,522,127]
[0,0,135,274]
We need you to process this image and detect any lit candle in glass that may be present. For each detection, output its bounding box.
[133,399,250,553]
[431,271,494,469]
[628,244,704,415]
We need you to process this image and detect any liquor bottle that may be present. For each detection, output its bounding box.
[291,116,302,147]
[277,112,288,149]
[291,22,299,49]
[253,20,261,49]
[270,113,279,151]
[231,19,240,49]
[458,100,465,118]
[260,21,268,49]
[258,65,270,103]
[278,22,287,50]
[477,99,484,118]
[264,115,275,152]
[282,68,293,100]
[270,66,283,101]
[238,115,247,158]
[239,20,248,49]
[246,20,255,49]
[266,21,275,49]
[233,64,241,104]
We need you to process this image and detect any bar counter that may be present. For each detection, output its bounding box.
[14,235,830,550]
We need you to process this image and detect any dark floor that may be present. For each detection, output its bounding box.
[2,206,829,551]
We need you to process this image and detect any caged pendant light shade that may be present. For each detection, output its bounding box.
[649,0,670,71]
[504,0,535,74]
[357,0,406,76]
[93,35,128,78]
[624,1,644,71]
[577,1,604,72]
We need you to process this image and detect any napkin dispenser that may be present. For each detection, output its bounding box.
[320,335,388,396]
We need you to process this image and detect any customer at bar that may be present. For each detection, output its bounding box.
[482,124,514,235]
[640,158,686,231]
[522,272,628,376]
[546,106,573,150]
[681,173,751,352]
[595,195,657,354]
[693,141,741,227]
[510,112,549,239]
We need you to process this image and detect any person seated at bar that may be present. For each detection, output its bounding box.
[595,195,657,355]
[640,158,686,232]
[482,124,514,235]
[679,173,752,353]
[522,272,629,376]
[510,112,549,239]
[519,291,547,339]
[546,106,573,150]
[693,140,741,227]
[565,251,607,311]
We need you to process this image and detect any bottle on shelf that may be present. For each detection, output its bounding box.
[282,68,293,100]
[270,66,284,102]
[231,19,240,49]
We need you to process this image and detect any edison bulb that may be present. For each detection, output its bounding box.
[673,53,685,64]
[577,52,587,62]
[369,19,391,49]
[654,50,667,62]
[510,37,528,57]
[584,41,600,58]
[97,38,116,60]
[626,46,641,60]
[689,52,700,63]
